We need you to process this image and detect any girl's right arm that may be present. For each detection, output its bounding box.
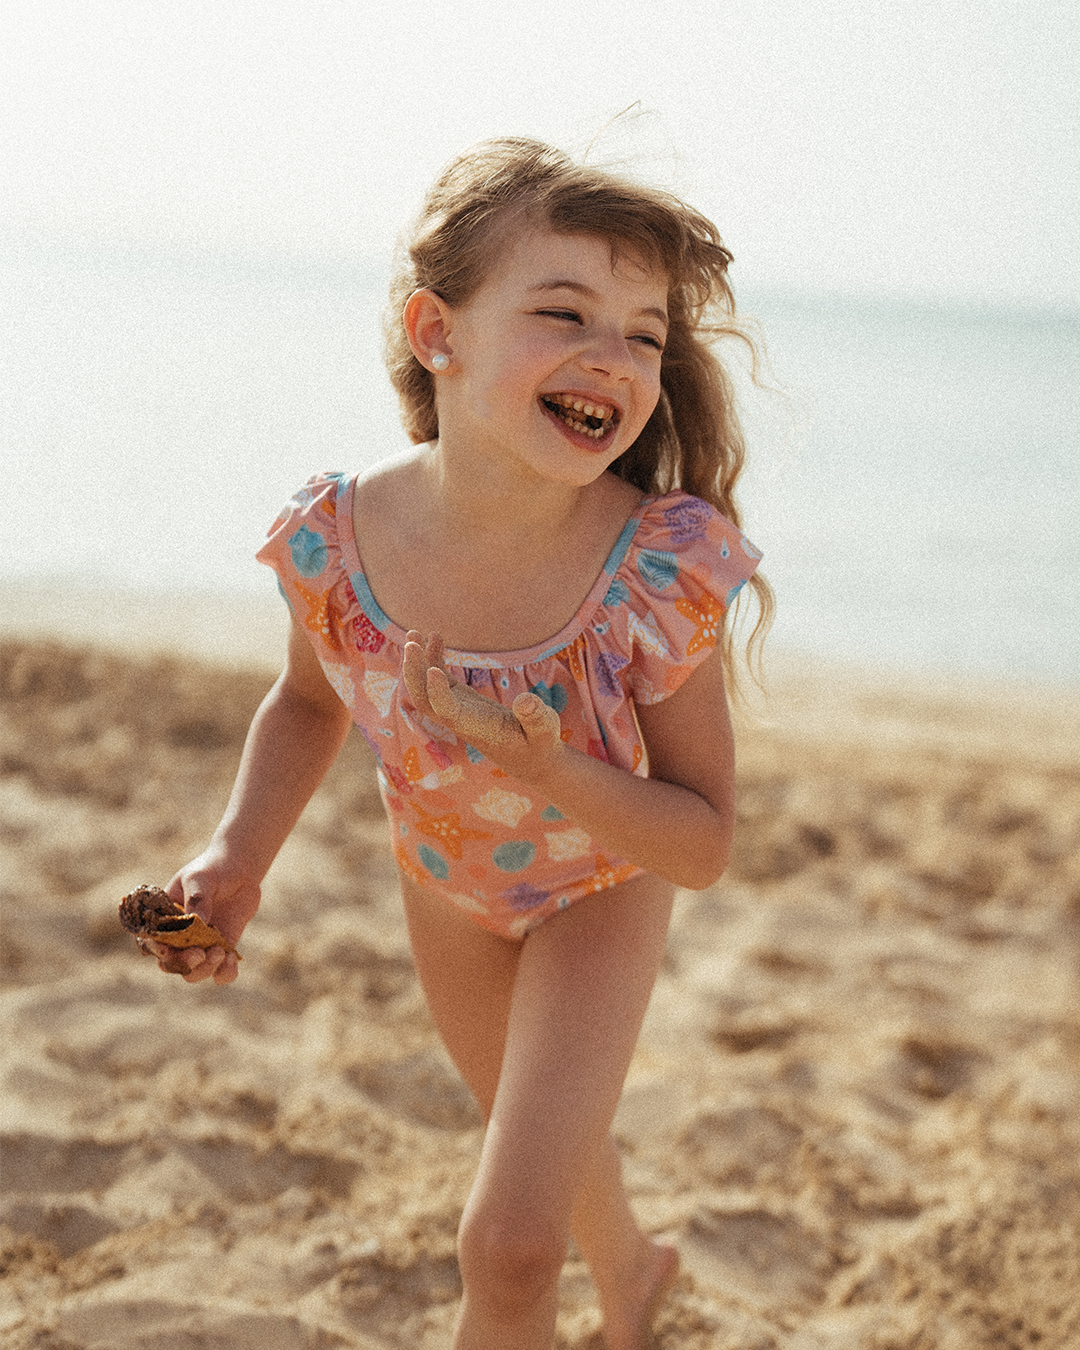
[155,615,352,985]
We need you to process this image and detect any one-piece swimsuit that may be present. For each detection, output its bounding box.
[258,471,761,939]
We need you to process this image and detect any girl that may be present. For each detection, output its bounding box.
[151,138,770,1350]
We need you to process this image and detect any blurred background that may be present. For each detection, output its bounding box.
[3,0,1078,682]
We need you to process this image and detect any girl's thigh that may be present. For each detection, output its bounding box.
[400,875,522,1118]
[474,873,675,1228]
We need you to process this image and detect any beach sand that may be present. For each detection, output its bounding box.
[2,595,1079,1348]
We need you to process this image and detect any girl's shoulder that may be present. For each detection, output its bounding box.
[264,448,426,537]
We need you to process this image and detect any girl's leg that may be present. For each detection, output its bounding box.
[401,873,675,1350]
[569,1136,680,1349]
[400,878,521,1118]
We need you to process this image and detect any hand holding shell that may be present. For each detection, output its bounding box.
[118,884,240,959]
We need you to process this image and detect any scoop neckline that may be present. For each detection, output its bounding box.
[335,472,656,669]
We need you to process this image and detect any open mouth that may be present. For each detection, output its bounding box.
[541,393,618,441]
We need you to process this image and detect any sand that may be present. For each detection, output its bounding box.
[2,614,1079,1349]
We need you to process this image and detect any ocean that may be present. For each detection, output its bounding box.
[4,240,1078,685]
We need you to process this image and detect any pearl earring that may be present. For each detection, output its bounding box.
[431,353,449,372]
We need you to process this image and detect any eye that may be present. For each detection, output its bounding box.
[632,333,665,352]
[536,308,582,324]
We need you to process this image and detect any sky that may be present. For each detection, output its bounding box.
[3,0,1079,310]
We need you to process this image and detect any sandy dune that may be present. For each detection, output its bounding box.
[2,634,1079,1348]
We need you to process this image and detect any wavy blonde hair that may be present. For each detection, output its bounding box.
[384,137,772,690]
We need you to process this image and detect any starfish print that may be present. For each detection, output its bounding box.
[675,593,722,656]
[294,580,343,650]
[409,801,492,861]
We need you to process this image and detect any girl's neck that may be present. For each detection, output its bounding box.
[353,443,643,652]
[421,439,594,549]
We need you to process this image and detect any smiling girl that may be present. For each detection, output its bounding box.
[152,138,771,1349]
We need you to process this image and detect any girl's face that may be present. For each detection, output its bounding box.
[438,227,669,486]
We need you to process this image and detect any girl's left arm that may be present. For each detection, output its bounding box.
[405,633,735,890]
[534,650,735,890]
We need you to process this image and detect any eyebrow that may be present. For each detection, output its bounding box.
[527,279,669,328]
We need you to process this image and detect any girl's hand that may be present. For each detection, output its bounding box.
[402,630,563,781]
[146,849,261,985]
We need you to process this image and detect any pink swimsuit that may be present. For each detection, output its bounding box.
[258,472,761,939]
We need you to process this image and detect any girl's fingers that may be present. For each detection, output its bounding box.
[512,691,562,745]
[153,941,234,983]
[154,945,205,975]
[405,631,467,729]
[405,631,545,754]
[181,946,225,983]
[424,665,460,724]
[168,871,212,921]
[425,632,446,672]
[402,633,435,714]
[213,951,240,986]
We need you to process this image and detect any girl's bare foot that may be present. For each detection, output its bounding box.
[602,1239,680,1350]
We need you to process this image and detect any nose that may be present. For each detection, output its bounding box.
[583,327,636,381]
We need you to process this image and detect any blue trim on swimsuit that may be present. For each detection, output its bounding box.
[534,514,646,661]
[604,514,644,576]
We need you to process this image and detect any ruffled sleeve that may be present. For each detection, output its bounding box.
[616,492,762,706]
[256,472,357,660]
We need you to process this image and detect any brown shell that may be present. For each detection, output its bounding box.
[118,884,240,957]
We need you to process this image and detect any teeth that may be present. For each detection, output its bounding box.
[542,395,616,439]
[563,416,605,439]
[551,393,613,419]
[543,394,616,436]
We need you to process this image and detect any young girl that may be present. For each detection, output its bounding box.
[150,137,770,1350]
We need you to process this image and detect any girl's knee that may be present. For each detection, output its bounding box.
[457,1205,567,1317]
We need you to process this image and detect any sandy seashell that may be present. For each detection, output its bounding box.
[118,884,240,958]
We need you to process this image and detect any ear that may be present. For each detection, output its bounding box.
[403,288,454,372]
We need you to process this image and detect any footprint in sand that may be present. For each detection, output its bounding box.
[337,1248,462,1342]
[680,1206,838,1314]
[859,1031,982,1122]
[1,1136,130,1257]
[677,1103,802,1188]
[1,1129,360,1259]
